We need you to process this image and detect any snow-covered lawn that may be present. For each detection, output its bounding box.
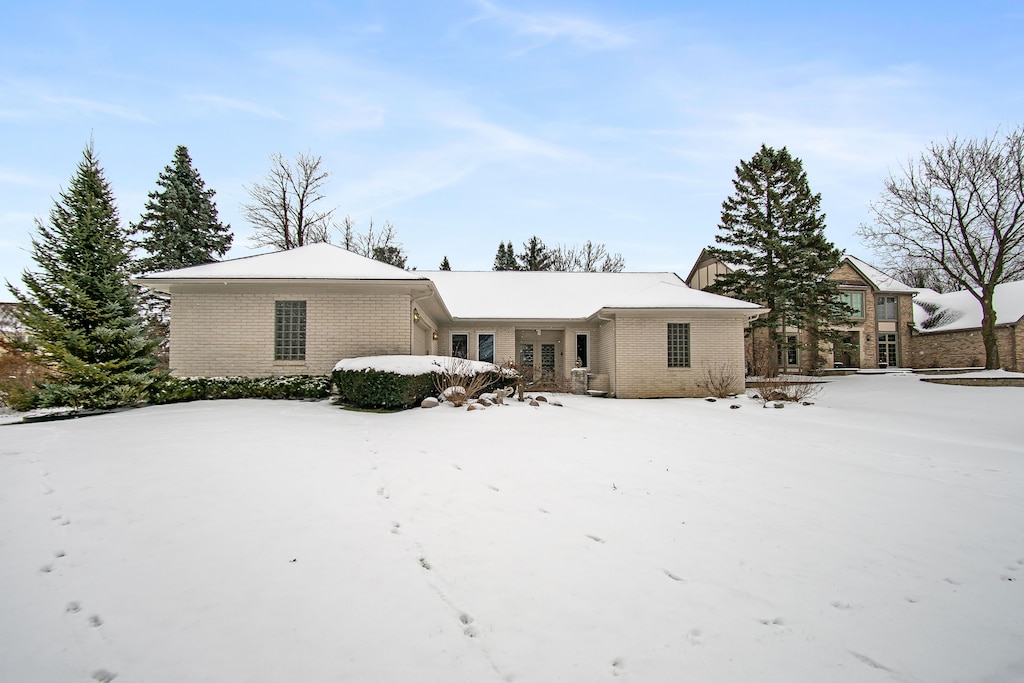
[1,375,1022,682]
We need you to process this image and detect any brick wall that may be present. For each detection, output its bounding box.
[910,324,1021,371]
[612,313,746,398]
[169,288,412,377]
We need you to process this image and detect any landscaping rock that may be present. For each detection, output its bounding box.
[420,397,439,409]
[535,395,548,402]
[467,403,483,411]
[730,404,741,409]
[705,397,717,402]
[478,398,493,407]
[529,399,540,407]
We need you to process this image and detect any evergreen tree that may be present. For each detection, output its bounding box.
[439,256,451,270]
[493,241,518,270]
[706,145,847,371]
[133,145,232,273]
[517,236,554,271]
[7,143,158,408]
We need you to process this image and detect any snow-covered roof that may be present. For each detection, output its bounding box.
[422,271,764,320]
[913,280,1024,332]
[135,243,426,281]
[843,256,917,293]
[334,354,507,376]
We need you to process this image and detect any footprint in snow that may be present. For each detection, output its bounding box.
[687,628,702,645]
[40,564,54,574]
[585,534,605,544]
[830,601,852,610]
[611,657,625,676]
[663,569,685,582]
[88,615,103,628]
[419,557,431,570]
[376,486,390,500]
[92,670,117,682]
[54,550,65,558]
[460,613,479,638]
[759,617,785,626]
[66,601,81,614]
[486,484,500,492]
[391,521,401,535]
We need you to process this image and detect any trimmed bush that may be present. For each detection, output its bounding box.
[333,365,518,410]
[150,375,331,404]
[332,369,437,410]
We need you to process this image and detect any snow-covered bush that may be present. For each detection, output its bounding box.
[332,355,517,410]
[149,375,331,404]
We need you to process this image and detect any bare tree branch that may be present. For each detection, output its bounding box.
[243,152,335,250]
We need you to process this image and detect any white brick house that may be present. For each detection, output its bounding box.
[135,243,766,398]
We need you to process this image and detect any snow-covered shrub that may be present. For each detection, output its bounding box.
[746,375,822,405]
[433,357,510,407]
[150,375,331,404]
[332,368,437,410]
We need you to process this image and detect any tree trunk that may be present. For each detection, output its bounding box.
[980,290,1001,369]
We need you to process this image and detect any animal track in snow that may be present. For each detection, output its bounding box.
[54,550,65,558]
[88,615,103,628]
[759,617,785,626]
[485,484,500,492]
[663,570,685,582]
[66,601,81,614]
[830,601,852,610]
[419,557,432,570]
[849,651,897,673]
[611,657,625,676]
[585,534,605,544]
[538,507,549,514]
[92,670,117,682]
[687,628,702,645]
[391,522,401,535]
[40,564,54,574]
[459,613,479,638]
[376,486,390,500]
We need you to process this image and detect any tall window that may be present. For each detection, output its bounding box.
[576,333,589,368]
[274,300,306,361]
[451,333,468,359]
[778,335,799,367]
[838,291,865,318]
[478,333,495,363]
[878,333,898,366]
[877,296,897,320]
[667,323,690,368]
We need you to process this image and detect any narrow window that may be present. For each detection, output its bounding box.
[451,333,468,359]
[274,300,306,361]
[667,323,690,368]
[876,296,897,321]
[576,333,589,368]
[478,333,495,363]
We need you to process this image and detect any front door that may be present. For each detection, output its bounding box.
[878,333,898,367]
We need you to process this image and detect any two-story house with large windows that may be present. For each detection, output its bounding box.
[686,250,917,371]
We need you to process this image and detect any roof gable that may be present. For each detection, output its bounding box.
[843,256,916,293]
[136,243,425,281]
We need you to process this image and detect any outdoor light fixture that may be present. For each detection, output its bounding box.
[432,330,439,340]
[413,309,420,322]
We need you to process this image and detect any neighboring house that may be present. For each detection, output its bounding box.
[134,243,767,398]
[910,281,1024,372]
[686,250,917,370]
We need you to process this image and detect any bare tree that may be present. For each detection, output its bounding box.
[243,152,335,250]
[550,240,625,272]
[859,127,1024,369]
[338,215,407,268]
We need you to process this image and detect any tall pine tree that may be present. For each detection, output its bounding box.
[516,236,554,271]
[493,241,518,270]
[8,143,158,408]
[133,145,232,273]
[706,145,848,372]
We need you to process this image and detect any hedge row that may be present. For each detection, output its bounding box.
[149,375,332,404]
[332,368,517,410]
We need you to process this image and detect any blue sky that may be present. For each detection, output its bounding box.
[2,1,1021,286]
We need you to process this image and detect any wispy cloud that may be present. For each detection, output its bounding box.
[185,94,286,120]
[42,96,149,122]
[472,0,631,51]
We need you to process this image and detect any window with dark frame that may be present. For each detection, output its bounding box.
[274,300,306,361]
[576,333,588,368]
[667,323,690,368]
[478,333,495,363]
[838,291,865,318]
[452,333,468,359]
